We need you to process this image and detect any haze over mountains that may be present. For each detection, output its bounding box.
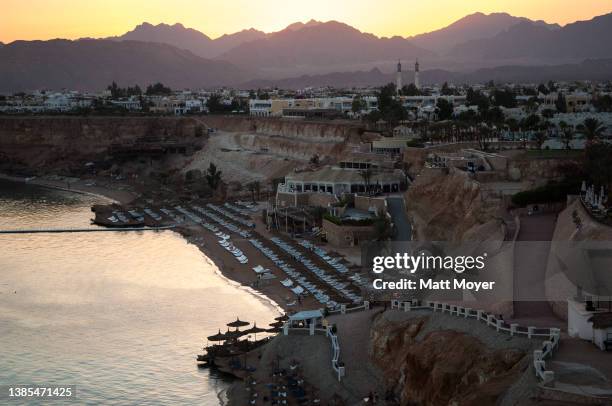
[1,11,612,91]
[0,40,245,92]
[110,22,267,58]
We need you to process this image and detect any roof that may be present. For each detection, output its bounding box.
[589,313,612,329]
[289,310,324,321]
[286,167,403,184]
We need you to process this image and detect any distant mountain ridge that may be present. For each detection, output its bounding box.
[217,20,432,74]
[1,11,612,92]
[110,22,266,58]
[0,39,247,92]
[448,13,612,60]
[240,59,612,89]
[409,12,560,53]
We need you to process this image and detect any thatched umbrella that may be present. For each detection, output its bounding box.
[226,328,247,340]
[243,323,267,341]
[274,314,289,322]
[207,329,227,342]
[227,318,250,328]
[269,320,285,328]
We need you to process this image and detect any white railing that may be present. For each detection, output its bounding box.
[326,326,344,381]
[389,299,561,384]
[285,324,345,381]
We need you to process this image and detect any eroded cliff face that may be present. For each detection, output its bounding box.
[406,168,504,242]
[201,116,362,160]
[0,116,199,173]
[370,315,526,406]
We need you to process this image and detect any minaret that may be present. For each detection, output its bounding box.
[396,60,402,94]
[414,59,420,90]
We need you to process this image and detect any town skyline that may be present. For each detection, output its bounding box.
[2,0,611,43]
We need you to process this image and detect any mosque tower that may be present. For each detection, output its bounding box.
[414,59,420,90]
[396,60,402,94]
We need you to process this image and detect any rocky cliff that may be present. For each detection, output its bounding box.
[0,116,200,174]
[406,168,505,242]
[201,116,363,160]
[369,312,533,406]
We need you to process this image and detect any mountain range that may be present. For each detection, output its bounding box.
[240,59,612,89]
[1,11,612,91]
[110,22,267,58]
[0,40,245,92]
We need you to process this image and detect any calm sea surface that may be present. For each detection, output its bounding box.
[0,180,278,405]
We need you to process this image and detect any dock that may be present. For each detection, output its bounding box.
[0,225,176,234]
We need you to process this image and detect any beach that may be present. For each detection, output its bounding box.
[0,173,326,313]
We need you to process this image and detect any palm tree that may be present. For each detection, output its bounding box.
[558,121,573,152]
[358,168,374,194]
[534,131,548,154]
[580,118,606,145]
[205,163,222,190]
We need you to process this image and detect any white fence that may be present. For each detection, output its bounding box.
[285,325,345,381]
[390,299,560,384]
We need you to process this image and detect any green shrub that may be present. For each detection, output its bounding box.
[511,180,580,207]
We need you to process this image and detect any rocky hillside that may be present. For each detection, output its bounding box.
[406,168,505,241]
[0,116,201,174]
[201,116,363,160]
[369,312,536,405]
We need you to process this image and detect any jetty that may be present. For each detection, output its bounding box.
[0,225,176,234]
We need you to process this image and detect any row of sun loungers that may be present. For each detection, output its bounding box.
[218,235,249,264]
[160,208,184,224]
[174,206,250,263]
[248,238,340,310]
[234,201,259,213]
[224,202,254,218]
[271,238,362,304]
[128,210,144,222]
[299,240,349,274]
[191,205,252,238]
[207,203,256,228]
[144,208,162,221]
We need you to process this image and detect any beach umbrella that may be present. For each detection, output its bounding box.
[244,323,267,341]
[274,314,289,322]
[207,329,227,342]
[225,328,247,340]
[269,321,285,328]
[227,317,250,328]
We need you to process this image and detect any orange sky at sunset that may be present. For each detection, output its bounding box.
[2,0,611,43]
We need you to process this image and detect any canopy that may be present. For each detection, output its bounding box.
[227,318,250,328]
[207,329,226,342]
[244,323,267,335]
[274,314,289,322]
[289,310,324,321]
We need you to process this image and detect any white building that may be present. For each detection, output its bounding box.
[568,298,612,351]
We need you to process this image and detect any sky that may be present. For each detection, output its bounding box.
[2,0,611,43]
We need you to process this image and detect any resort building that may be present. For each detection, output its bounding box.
[277,166,405,205]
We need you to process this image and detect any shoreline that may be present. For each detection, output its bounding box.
[1,173,292,314]
[0,173,138,205]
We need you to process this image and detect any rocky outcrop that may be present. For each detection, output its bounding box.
[201,116,363,160]
[370,314,528,406]
[0,116,200,173]
[406,168,504,242]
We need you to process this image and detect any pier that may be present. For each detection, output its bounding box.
[0,225,176,234]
